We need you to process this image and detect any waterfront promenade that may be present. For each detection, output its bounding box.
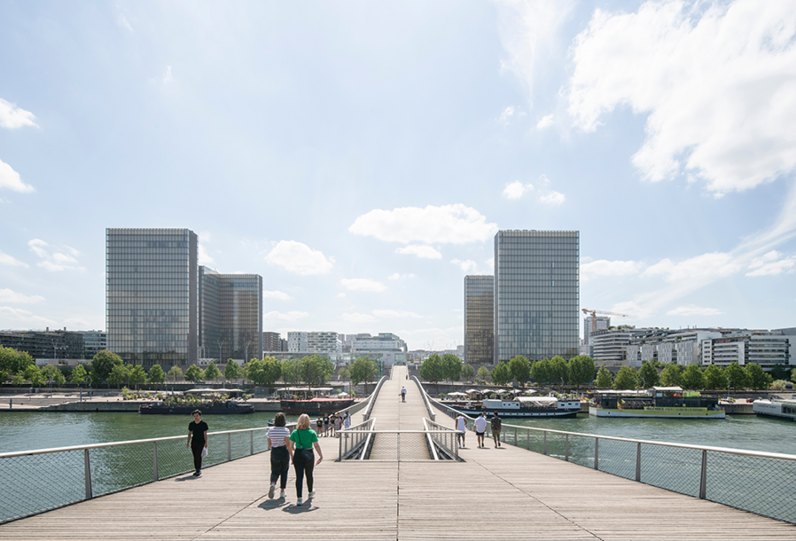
[1,366,793,540]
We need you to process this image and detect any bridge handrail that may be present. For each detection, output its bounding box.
[410,376,435,421]
[423,418,459,460]
[363,375,388,421]
[335,376,387,419]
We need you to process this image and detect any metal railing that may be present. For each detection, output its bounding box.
[339,428,460,461]
[411,376,435,421]
[362,376,388,421]
[0,425,291,525]
[423,418,459,460]
[335,376,387,421]
[497,422,796,524]
[338,417,376,460]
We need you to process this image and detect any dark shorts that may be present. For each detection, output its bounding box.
[475,431,485,436]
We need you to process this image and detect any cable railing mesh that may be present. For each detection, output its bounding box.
[595,438,637,480]
[640,445,702,498]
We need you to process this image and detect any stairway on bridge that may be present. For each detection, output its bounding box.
[2,366,793,541]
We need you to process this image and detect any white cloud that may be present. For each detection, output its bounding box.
[581,259,643,281]
[0,289,44,304]
[610,301,653,320]
[0,158,35,193]
[0,306,56,328]
[567,1,796,195]
[746,250,796,276]
[349,204,498,244]
[372,309,423,319]
[0,98,38,129]
[342,312,378,323]
[395,245,442,259]
[499,106,516,123]
[666,305,723,317]
[388,273,416,280]
[265,240,334,275]
[337,292,346,298]
[162,66,174,85]
[485,257,494,270]
[340,278,387,293]
[263,311,309,322]
[451,259,479,273]
[644,252,742,283]
[28,239,84,272]
[495,0,575,110]
[263,290,292,300]
[117,14,133,32]
[0,250,28,267]
[502,181,534,199]
[536,114,554,130]
[198,243,214,265]
[539,191,565,205]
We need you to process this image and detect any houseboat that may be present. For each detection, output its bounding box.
[752,398,796,421]
[590,387,725,419]
[450,396,582,418]
[139,388,254,415]
[279,397,355,415]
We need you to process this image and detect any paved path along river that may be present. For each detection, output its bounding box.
[1,365,793,540]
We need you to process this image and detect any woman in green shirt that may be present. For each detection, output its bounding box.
[287,413,323,506]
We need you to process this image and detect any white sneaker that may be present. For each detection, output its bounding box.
[297,498,303,505]
[309,490,316,498]
[268,484,275,499]
[279,491,286,499]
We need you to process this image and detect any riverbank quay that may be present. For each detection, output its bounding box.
[1,366,793,540]
[0,393,283,412]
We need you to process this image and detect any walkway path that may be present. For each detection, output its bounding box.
[1,368,793,541]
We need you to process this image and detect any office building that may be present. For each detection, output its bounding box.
[493,230,579,363]
[263,332,285,353]
[351,333,407,367]
[0,329,105,360]
[106,228,198,366]
[287,332,308,353]
[464,275,494,366]
[199,267,263,362]
[702,331,793,370]
[624,328,724,367]
[583,315,610,355]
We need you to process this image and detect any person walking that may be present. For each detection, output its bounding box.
[287,413,323,506]
[343,412,351,430]
[267,412,292,499]
[186,409,208,476]
[333,414,342,437]
[316,416,323,436]
[455,413,467,449]
[400,386,407,402]
[323,414,330,437]
[474,412,487,448]
[491,411,502,448]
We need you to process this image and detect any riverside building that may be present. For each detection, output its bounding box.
[493,230,579,363]
[464,275,494,366]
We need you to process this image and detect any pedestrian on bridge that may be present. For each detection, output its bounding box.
[186,409,208,476]
[474,412,487,448]
[288,413,324,506]
[267,412,292,499]
[455,413,467,448]
[491,412,502,448]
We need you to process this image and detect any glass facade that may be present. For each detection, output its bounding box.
[494,230,579,363]
[464,275,494,366]
[106,228,198,366]
[200,267,263,362]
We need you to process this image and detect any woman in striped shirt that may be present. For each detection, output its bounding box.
[267,412,292,499]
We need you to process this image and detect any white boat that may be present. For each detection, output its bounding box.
[752,399,796,421]
[451,396,582,418]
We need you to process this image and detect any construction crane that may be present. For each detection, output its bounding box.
[581,309,629,332]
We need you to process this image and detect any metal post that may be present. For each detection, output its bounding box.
[338,433,343,461]
[250,431,254,455]
[84,449,93,499]
[565,434,569,461]
[514,427,517,446]
[228,433,232,461]
[635,443,642,482]
[397,433,400,462]
[594,438,599,470]
[526,428,530,450]
[153,441,159,482]
[543,432,547,455]
[699,450,708,499]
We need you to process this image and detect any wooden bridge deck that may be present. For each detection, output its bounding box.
[2,366,793,540]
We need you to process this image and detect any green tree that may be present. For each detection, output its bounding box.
[300,355,334,389]
[659,363,683,387]
[0,346,34,374]
[681,365,705,390]
[442,354,463,382]
[350,357,378,386]
[168,366,182,382]
[745,363,773,390]
[726,362,749,389]
[41,364,60,387]
[24,365,46,387]
[185,365,205,383]
[490,361,512,386]
[567,356,596,389]
[703,364,725,390]
[461,364,476,382]
[338,366,350,379]
[477,366,490,382]
[791,368,796,383]
[128,365,147,387]
[0,369,7,384]
[204,362,221,380]
[508,356,531,386]
[769,364,790,382]
[148,365,166,385]
[70,365,88,386]
[530,358,551,384]
[613,366,638,390]
[594,366,613,388]
[419,354,446,384]
[281,358,302,386]
[224,359,242,381]
[12,371,26,386]
[550,356,568,390]
[91,350,124,385]
[107,364,129,389]
[246,357,282,389]
[637,361,660,388]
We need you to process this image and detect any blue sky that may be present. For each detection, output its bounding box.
[1,0,795,351]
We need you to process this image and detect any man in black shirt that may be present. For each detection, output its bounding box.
[186,410,208,476]
[491,412,502,448]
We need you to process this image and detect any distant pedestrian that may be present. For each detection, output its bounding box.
[323,414,330,436]
[287,413,323,506]
[455,413,466,448]
[474,412,487,448]
[186,409,208,476]
[316,416,323,436]
[491,412,502,448]
[344,412,351,430]
[267,412,292,499]
[400,386,406,402]
[333,414,342,437]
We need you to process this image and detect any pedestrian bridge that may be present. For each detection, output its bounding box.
[1,365,794,540]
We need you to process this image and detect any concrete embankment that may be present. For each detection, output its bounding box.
[1,395,283,413]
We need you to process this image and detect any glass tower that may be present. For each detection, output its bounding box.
[464,275,494,367]
[106,228,198,366]
[494,230,579,363]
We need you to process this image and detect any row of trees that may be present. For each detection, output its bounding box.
[597,361,783,391]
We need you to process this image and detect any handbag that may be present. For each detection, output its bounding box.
[296,430,314,464]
